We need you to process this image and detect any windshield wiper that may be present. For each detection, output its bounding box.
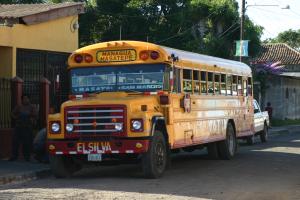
[124,90,143,93]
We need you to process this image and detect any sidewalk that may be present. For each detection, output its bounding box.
[269,124,300,135]
[0,159,51,186]
[269,126,289,135]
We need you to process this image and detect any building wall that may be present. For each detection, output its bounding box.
[0,15,78,78]
[0,46,13,77]
[265,76,300,119]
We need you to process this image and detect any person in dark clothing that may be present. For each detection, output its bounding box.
[265,102,273,120]
[265,102,273,128]
[10,95,37,161]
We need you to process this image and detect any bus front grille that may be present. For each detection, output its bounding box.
[65,105,126,136]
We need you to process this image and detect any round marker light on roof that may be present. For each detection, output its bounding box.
[84,54,93,63]
[150,51,159,60]
[139,51,149,60]
[74,54,83,63]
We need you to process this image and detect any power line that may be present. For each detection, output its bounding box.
[218,21,240,38]
[156,9,230,44]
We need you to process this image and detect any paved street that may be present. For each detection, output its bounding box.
[0,129,299,200]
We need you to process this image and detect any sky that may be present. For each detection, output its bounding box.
[237,0,300,40]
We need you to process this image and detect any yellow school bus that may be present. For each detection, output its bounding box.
[47,41,254,178]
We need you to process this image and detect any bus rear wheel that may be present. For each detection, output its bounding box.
[142,130,167,179]
[217,123,237,160]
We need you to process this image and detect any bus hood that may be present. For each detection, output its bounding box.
[61,92,161,113]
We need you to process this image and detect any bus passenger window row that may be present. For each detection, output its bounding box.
[179,68,252,96]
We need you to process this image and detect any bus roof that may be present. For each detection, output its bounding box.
[71,40,252,76]
[161,46,252,76]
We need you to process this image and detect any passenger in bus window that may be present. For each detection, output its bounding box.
[214,74,220,94]
[183,69,192,93]
[193,70,200,94]
[201,71,207,94]
[221,74,226,95]
[208,72,214,94]
[227,75,232,95]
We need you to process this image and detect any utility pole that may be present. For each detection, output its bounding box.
[240,0,246,62]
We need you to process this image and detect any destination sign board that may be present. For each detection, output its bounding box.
[96,49,137,63]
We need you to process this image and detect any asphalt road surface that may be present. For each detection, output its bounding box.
[1,130,300,200]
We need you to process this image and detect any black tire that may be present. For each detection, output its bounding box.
[142,130,167,179]
[217,123,237,160]
[246,135,254,145]
[260,124,268,143]
[49,155,80,178]
[207,142,219,159]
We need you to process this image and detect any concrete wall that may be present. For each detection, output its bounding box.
[0,46,13,77]
[0,15,78,78]
[264,76,300,119]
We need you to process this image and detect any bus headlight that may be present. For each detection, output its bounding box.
[51,122,60,133]
[115,123,123,131]
[131,119,143,132]
[66,124,74,132]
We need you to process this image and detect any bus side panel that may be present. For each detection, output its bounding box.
[170,95,252,149]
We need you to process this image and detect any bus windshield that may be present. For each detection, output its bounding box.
[70,64,169,94]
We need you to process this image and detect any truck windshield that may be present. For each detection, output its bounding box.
[70,64,169,94]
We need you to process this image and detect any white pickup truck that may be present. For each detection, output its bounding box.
[247,99,270,144]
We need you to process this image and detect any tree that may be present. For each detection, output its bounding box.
[79,0,262,60]
[265,29,300,50]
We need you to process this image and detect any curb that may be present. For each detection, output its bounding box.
[0,168,52,186]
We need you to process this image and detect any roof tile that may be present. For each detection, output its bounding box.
[0,2,83,18]
[253,43,300,65]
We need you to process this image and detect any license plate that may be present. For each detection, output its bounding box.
[88,154,102,162]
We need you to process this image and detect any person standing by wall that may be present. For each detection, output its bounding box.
[9,95,37,161]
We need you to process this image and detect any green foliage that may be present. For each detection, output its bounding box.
[79,0,262,60]
[271,118,300,127]
[2,0,262,60]
[265,29,300,50]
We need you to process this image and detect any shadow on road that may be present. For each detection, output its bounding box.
[1,132,300,200]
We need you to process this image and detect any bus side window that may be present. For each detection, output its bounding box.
[221,74,226,95]
[227,75,232,95]
[208,72,214,94]
[193,70,200,94]
[183,69,192,93]
[237,76,242,95]
[201,71,207,94]
[214,74,220,94]
[173,68,181,93]
[243,78,247,96]
[232,75,237,96]
[247,77,252,96]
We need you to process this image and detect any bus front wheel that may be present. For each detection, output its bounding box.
[217,123,237,160]
[49,155,80,178]
[142,130,167,179]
